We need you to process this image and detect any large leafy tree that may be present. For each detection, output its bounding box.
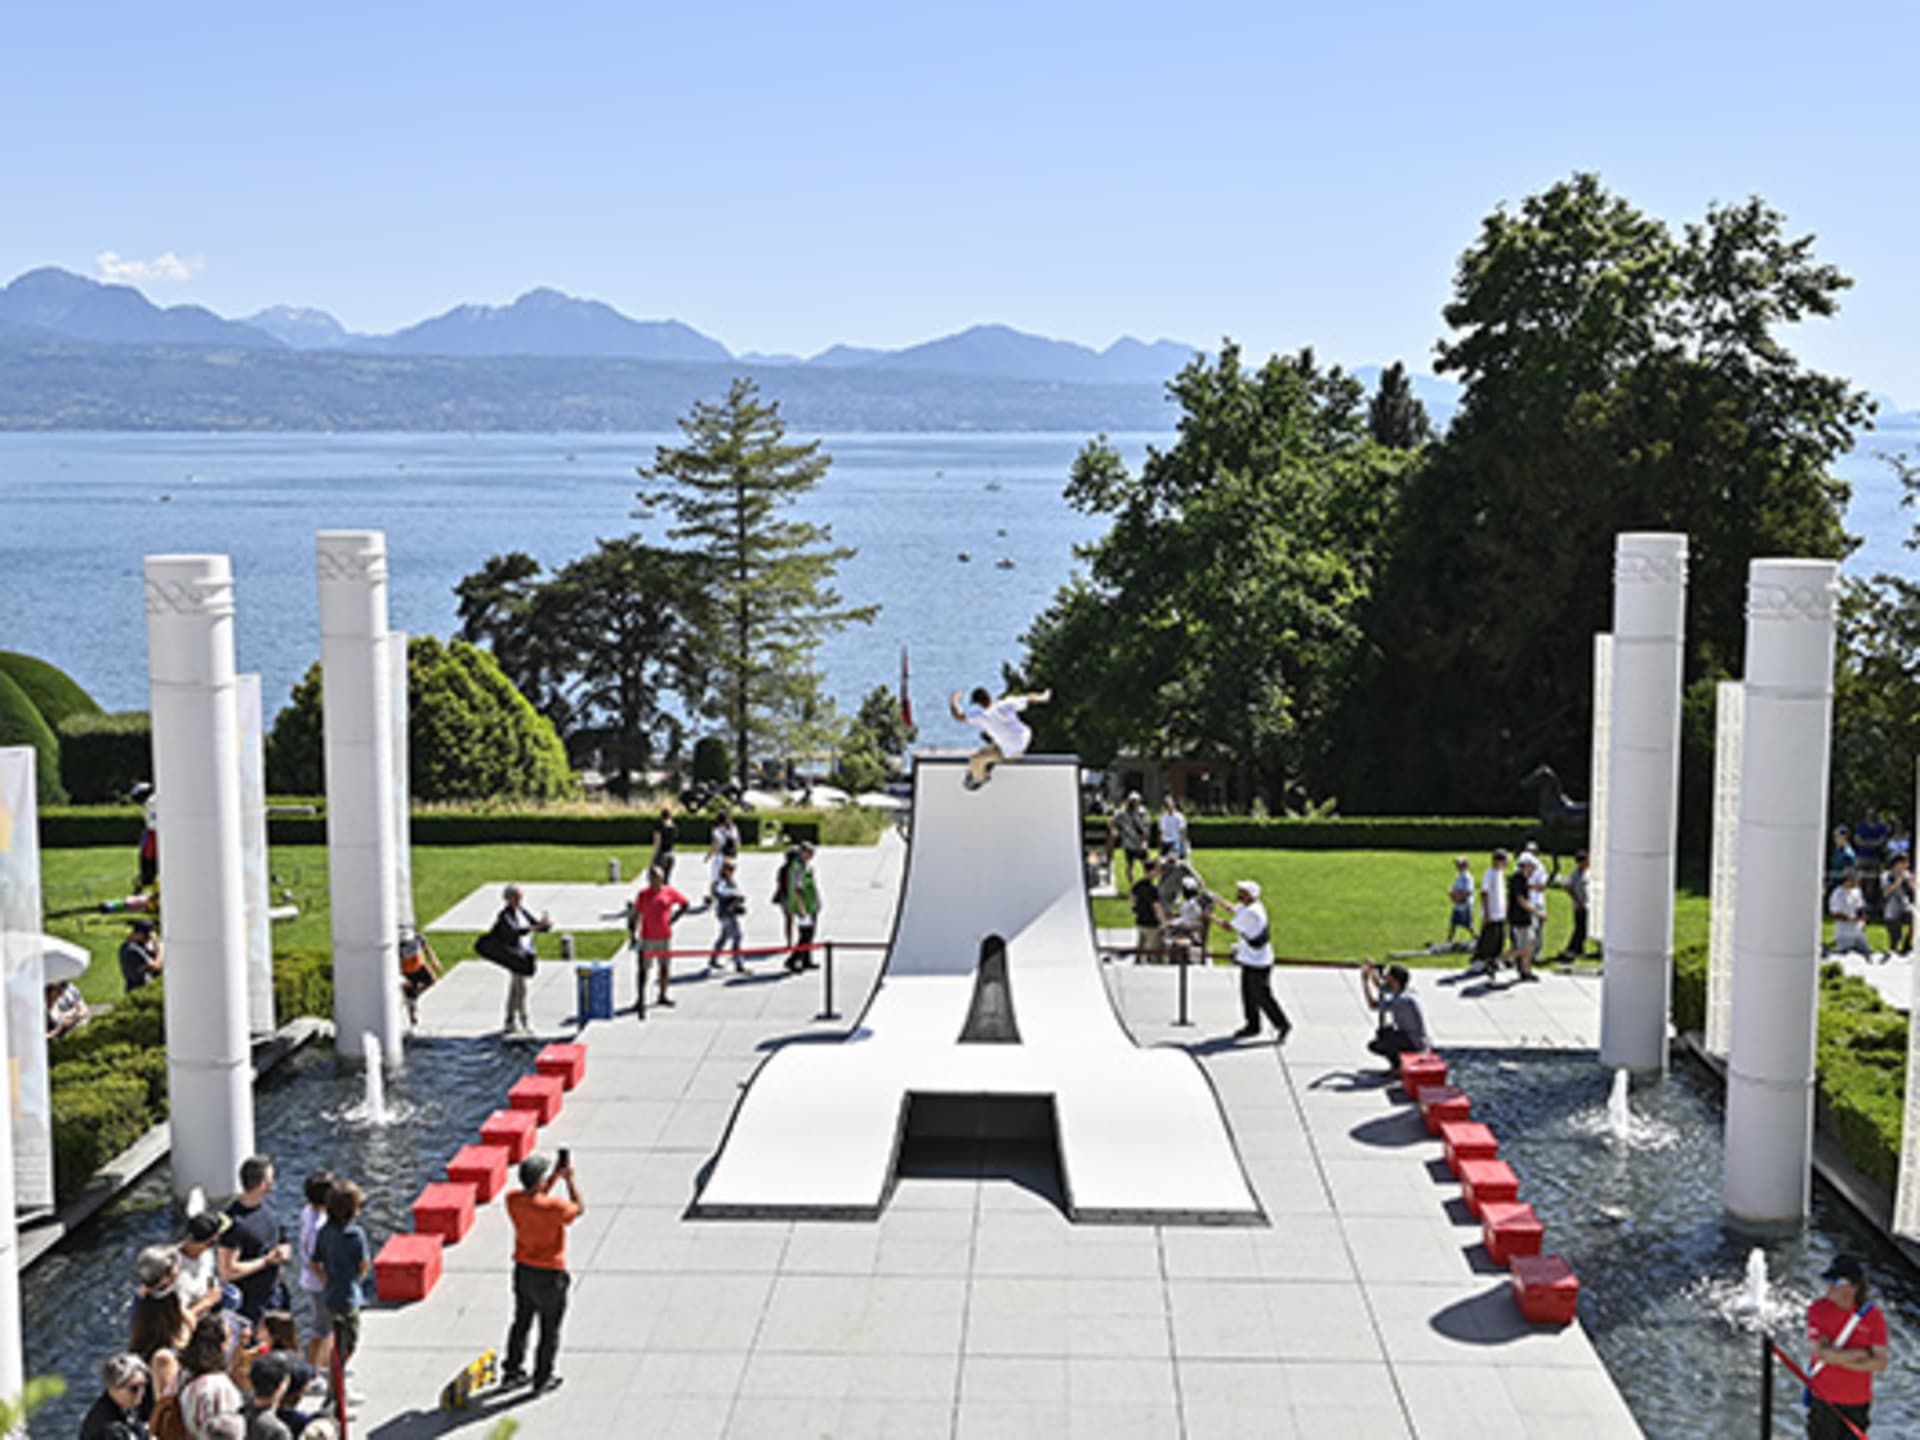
[453,538,705,796]
[1015,344,1415,807]
[1334,174,1868,815]
[1832,448,1920,825]
[636,378,878,788]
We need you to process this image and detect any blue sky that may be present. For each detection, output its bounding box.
[4,0,1917,402]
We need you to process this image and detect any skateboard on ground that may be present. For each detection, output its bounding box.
[439,1348,499,1410]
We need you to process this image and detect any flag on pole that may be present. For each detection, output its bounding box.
[900,646,914,731]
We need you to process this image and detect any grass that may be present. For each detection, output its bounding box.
[1091,849,1712,967]
[46,840,1720,1003]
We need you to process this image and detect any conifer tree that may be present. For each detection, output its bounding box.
[1366,360,1433,448]
[637,379,878,789]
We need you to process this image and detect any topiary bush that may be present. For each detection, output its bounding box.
[274,949,335,1021]
[51,1072,150,1202]
[0,668,66,804]
[0,652,101,731]
[267,636,574,803]
[1671,941,1708,1036]
[692,735,731,786]
[56,711,151,802]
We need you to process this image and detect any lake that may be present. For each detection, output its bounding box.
[0,429,1911,738]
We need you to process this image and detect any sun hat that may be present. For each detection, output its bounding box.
[1236,879,1261,900]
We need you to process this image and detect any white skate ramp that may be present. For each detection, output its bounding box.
[693,755,1262,1222]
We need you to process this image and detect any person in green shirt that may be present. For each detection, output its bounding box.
[784,843,820,973]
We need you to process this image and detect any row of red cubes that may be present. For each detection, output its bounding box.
[372,1043,588,1304]
[1396,1051,1580,1326]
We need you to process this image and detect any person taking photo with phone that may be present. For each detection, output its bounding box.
[502,1150,583,1396]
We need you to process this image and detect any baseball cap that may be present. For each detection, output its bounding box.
[1236,879,1261,900]
[1822,1254,1865,1284]
[129,918,155,934]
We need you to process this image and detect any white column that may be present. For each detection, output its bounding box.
[1704,681,1744,1056]
[1588,635,1613,944]
[318,533,403,1063]
[1725,559,1840,1224]
[0,749,39,1405]
[389,631,415,933]
[145,556,255,1200]
[1598,533,1688,1073]
[237,674,276,1038]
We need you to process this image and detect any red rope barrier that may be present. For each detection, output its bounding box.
[1769,1341,1872,1440]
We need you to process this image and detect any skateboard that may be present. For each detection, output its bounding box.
[439,1348,499,1410]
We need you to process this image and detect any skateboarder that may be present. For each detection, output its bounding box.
[949,685,1051,790]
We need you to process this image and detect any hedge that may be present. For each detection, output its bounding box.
[1086,814,1548,852]
[0,652,100,730]
[56,710,151,803]
[1670,946,1906,1197]
[46,954,336,1203]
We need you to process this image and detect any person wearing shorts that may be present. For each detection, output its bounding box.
[297,1171,334,1371]
[950,685,1051,789]
[1472,850,1510,974]
[631,866,691,1012]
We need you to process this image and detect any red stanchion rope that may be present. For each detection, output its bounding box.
[1768,1341,1872,1440]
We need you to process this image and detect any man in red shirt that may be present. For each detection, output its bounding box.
[502,1151,583,1395]
[1805,1253,1887,1438]
[631,865,692,1012]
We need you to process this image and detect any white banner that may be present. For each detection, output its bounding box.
[390,631,414,932]
[0,749,52,1213]
[1704,681,1743,1055]
[237,675,275,1037]
[1588,635,1613,943]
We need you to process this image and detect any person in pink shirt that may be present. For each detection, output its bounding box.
[629,866,692,1012]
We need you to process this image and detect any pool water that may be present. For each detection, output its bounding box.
[1450,1051,1920,1438]
[21,1037,535,1437]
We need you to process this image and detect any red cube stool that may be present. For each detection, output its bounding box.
[536,1042,587,1091]
[1511,1254,1580,1325]
[1458,1157,1520,1218]
[1440,1121,1499,1176]
[481,1108,538,1163]
[509,1073,565,1125]
[1398,1051,1448,1096]
[1480,1201,1545,1266]
[412,1181,477,1244]
[1417,1085,1471,1136]
[374,1232,443,1303]
[447,1143,510,1203]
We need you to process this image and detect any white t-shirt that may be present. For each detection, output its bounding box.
[1526,858,1548,921]
[1830,884,1867,947]
[1482,866,1508,923]
[968,697,1032,759]
[1231,903,1273,969]
[175,1244,217,1307]
[299,1203,326,1294]
[1159,810,1187,848]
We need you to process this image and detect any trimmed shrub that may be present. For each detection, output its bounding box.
[51,1072,150,1202]
[1814,963,1906,1192]
[0,652,100,730]
[274,950,335,1021]
[0,668,66,804]
[56,711,151,803]
[1671,942,1707,1036]
[691,736,731,785]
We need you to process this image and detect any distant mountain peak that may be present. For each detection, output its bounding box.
[0,266,281,350]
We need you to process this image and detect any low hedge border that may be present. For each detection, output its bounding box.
[1085,814,1551,852]
[47,952,335,1203]
[1672,944,1904,1195]
[39,807,840,849]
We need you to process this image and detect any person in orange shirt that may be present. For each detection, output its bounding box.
[501,1151,583,1395]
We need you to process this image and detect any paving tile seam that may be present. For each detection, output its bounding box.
[947,1181,985,1440]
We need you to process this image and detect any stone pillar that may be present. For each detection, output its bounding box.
[389,631,415,933]
[0,748,39,1403]
[1724,559,1839,1225]
[1588,634,1613,944]
[1597,533,1688,1074]
[145,556,255,1199]
[237,674,276,1038]
[318,533,403,1063]
[1703,681,1743,1056]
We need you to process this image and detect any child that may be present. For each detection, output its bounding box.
[312,1179,370,1407]
[296,1172,333,1374]
[948,685,1051,790]
[1445,857,1475,947]
[398,929,442,1026]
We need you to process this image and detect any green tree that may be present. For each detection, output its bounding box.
[1335,174,1867,816]
[454,551,564,729]
[636,379,878,789]
[1366,361,1433,448]
[1015,344,1415,807]
[266,637,572,801]
[1832,446,1920,824]
[836,684,916,793]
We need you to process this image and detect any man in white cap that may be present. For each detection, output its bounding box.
[1208,879,1291,1042]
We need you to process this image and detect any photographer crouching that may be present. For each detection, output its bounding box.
[1360,960,1429,1072]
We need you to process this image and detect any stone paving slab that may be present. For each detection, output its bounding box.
[358,873,1641,1439]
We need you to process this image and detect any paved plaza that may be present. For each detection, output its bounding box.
[362,843,1641,1438]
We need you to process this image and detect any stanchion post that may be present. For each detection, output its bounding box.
[635,940,647,1023]
[1758,1333,1772,1437]
[1174,946,1192,1027]
[819,940,840,1021]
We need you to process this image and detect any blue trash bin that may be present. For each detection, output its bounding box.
[575,961,614,1021]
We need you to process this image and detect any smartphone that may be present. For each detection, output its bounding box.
[557,1146,571,1171]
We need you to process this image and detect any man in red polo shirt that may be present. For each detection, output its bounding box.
[502,1151,583,1395]
[630,865,692,1013]
[1805,1253,1887,1438]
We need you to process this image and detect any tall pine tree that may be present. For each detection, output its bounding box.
[1366,361,1433,448]
[637,379,878,789]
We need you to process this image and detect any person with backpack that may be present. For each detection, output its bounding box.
[1207,880,1291,1043]
[707,857,749,974]
[1804,1253,1887,1438]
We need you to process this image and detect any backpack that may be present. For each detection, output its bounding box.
[150,1392,188,1440]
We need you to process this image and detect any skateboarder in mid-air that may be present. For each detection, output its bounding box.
[950,685,1051,790]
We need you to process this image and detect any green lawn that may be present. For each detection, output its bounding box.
[45,840,1717,1003]
[1092,849,1711,967]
